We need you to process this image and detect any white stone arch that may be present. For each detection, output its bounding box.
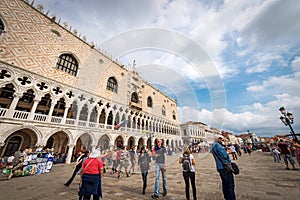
[97,134,112,150]
[114,134,126,148]
[44,128,74,146]
[0,125,43,146]
[127,135,137,150]
[74,131,97,147]
[34,89,54,102]
[137,136,145,150]
[0,81,20,102]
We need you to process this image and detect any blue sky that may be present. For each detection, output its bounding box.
[34,0,300,137]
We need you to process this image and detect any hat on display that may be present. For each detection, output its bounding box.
[89,149,101,158]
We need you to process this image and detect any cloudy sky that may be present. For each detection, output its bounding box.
[35,0,300,137]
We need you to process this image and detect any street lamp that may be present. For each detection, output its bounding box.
[279,106,298,143]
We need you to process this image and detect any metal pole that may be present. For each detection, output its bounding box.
[286,118,298,142]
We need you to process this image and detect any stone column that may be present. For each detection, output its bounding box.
[29,99,40,120]
[75,105,82,126]
[61,105,70,124]
[96,107,101,126]
[86,110,91,127]
[130,119,133,132]
[46,102,56,122]
[104,113,108,129]
[66,145,75,164]
[6,92,22,118]
[140,118,143,132]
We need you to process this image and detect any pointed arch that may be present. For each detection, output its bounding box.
[15,89,35,112]
[0,83,15,108]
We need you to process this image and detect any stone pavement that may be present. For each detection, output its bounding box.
[1,151,299,200]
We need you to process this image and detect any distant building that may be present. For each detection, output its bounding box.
[180,121,207,146]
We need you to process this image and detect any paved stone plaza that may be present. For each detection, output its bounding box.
[1,151,299,200]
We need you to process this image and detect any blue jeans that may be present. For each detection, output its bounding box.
[141,171,148,191]
[154,163,167,195]
[218,169,236,200]
[283,154,295,165]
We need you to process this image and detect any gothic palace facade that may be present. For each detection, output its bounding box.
[0,0,182,163]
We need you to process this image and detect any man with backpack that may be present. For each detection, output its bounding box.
[179,146,197,200]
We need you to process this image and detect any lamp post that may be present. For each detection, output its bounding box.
[279,106,298,143]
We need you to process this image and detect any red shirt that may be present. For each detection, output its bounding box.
[278,143,290,154]
[82,158,103,174]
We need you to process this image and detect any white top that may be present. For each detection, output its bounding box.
[180,154,195,172]
[229,146,236,153]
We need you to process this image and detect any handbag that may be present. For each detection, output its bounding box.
[223,162,234,174]
[231,162,239,175]
[212,150,239,175]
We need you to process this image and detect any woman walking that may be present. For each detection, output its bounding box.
[80,149,104,200]
[64,150,87,187]
[179,146,197,200]
[138,146,151,194]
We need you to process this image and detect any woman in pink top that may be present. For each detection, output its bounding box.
[80,149,104,200]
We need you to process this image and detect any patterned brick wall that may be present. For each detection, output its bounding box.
[0,0,179,124]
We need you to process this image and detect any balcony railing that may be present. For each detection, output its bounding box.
[0,108,179,135]
[33,113,47,122]
[0,108,152,133]
[0,108,8,117]
[13,110,29,120]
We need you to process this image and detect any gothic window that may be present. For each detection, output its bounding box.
[79,104,88,121]
[90,107,97,122]
[19,89,34,103]
[162,105,166,116]
[107,111,113,125]
[131,92,139,103]
[0,83,15,108]
[67,101,77,119]
[53,97,66,117]
[106,77,118,93]
[0,19,4,35]
[172,111,176,120]
[56,54,78,76]
[147,96,153,107]
[16,89,35,112]
[35,94,51,115]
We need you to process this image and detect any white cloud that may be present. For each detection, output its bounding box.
[179,94,300,137]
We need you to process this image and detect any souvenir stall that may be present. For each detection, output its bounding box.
[0,149,55,181]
